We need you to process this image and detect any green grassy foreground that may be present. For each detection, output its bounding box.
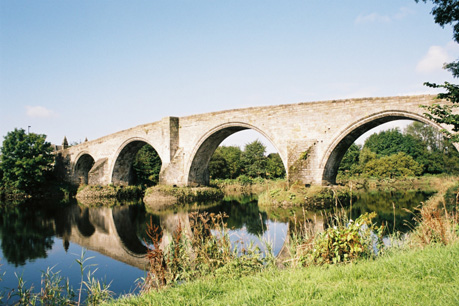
[106,242,459,306]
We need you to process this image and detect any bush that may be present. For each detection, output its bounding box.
[292,212,384,266]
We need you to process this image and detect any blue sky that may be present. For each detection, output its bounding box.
[1,1,458,151]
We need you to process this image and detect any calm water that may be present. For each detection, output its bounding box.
[0,189,434,302]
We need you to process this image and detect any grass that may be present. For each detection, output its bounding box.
[103,176,459,305]
[144,185,224,203]
[258,183,353,208]
[2,249,114,305]
[211,178,287,197]
[105,242,459,306]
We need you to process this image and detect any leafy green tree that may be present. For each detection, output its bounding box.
[266,153,285,179]
[0,128,54,194]
[209,142,285,180]
[217,146,243,179]
[209,149,229,179]
[338,143,361,174]
[132,144,162,186]
[362,152,423,178]
[241,140,267,178]
[363,128,425,161]
[338,121,459,178]
[416,0,459,141]
[405,121,445,151]
[405,121,459,174]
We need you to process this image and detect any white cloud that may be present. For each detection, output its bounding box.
[416,42,458,74]
[393,7,414,20]
[26,106,58,118]
[355,13,391,24]
[355,7,413,24]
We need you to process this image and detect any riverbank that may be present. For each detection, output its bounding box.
[106,242,459,305]
[211,177,287,196]
[76,184,144,206]
[257,175,458,208]
[143,185,224,211]
[0,180,77,203]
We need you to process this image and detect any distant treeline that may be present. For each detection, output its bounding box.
[338,122,459,178]
[208,140,285,180]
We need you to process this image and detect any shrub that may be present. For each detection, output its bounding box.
[291,212,384,266]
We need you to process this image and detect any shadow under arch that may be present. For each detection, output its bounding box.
[74,153,95,185]
[321,110,447,185]
[186,122,285,186]
[111,138,162,186]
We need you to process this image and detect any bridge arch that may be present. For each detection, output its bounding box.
[74,152,95,185]
[320,110,446,185]
[111,137,163,186]
[186,122,285,186]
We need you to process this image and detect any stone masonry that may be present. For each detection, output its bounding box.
[58,95,458,187]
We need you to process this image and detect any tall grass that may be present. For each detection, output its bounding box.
[2,249,113,305]
[407,178,459,246]
[140,212,275,292]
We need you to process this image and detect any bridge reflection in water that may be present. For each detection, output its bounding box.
[57,205,196,271]
[55,198,297,272]
[60,205,148,270]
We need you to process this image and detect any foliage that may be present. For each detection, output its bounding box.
[3,249,113,305]
[416,0,459,56]
[408,178,459,246]
[362,152,423,178]
[258,184,352,209]
[132,144,162,187]
[405,121,446,151]
[240,140,268,178]
[364,128,424,159]
[219,146,243,179]
[422,82,459,142]
[208,149,229,179]
[76,185,144,204]
[0,128,54,195]
[416,0,459,141]
[106,243,459,306]
[144,185,224,203]
[338,122,459,178]
[209,141,285,181]
[292,212,384,266]
[338,143,361,173]
[141,212,274,291]
[266,153,286,179]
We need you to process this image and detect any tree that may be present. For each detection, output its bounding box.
[0,128,54,194]
[362,152,423,178]
[363,128,425,161]
[405,121,459,174]
[338,143,361,174]
[241,140,267,178]
[132,144,162,186]
[217,146,243,179]
[208,149,229,179]
[416,0,459,142]
[266,153,285,179]
[405,121,444,151]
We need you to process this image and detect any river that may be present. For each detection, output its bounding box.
[0,189,434,302]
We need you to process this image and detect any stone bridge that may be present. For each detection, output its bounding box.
[57,95,458,186]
